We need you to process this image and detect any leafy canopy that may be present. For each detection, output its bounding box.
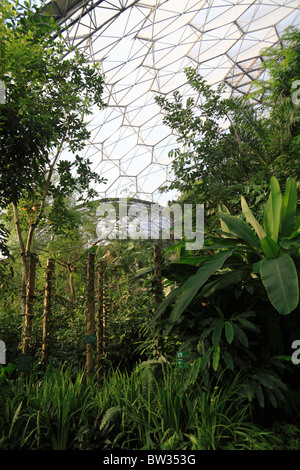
[0,0,106,207]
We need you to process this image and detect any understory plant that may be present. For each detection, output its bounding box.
[0,363,278,450]
[151,177,300,413]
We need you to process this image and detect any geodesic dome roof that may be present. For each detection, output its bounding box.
[44,0,300,205]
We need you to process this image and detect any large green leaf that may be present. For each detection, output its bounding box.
[260,254,299,315]
[263,176,282,244]
[152,285,184,324]
[164,249,235,335]
[212,346,221,371]
[218,204,231,238]
[201,267,250,297]
[241,196,266,241]
[261,236,281,258]
[280,178,297,237]
[218,212,260,249]
[212,319,224,347]
[224,321,234,344]
[280,235,300,250]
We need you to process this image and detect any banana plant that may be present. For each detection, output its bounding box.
[229,176,299,316]
[155,177,299,337]
[209,177,299,316]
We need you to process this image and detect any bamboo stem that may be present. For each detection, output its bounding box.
[21,253,37,363]
[41,259,54,369]
[86,253,95,379]
[96,259,104,380]
[153,243,164,356]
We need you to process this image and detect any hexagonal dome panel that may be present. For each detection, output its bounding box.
[43,0,300,205]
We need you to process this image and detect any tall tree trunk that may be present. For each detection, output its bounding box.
[12,203,28,314]
[21,253,37,359]
[67,263,75,327]
[41,259,54,369]
[21,260,28,315]
[86,253,95,380]
[153,243,164,356]
[96,259,105,380]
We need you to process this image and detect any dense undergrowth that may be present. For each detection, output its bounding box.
[1,361,296,451]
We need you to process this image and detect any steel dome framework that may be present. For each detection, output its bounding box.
[44,0,300,205]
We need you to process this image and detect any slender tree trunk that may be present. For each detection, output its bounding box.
[96,259,105,380]
[21,260,28,315]
[21,253,37,358]
[86,253,95,379]
[41,259,54,369]
[153,243,164,356]
[67,264,75,327]
[12,203,28,314]
[102,264,108,372]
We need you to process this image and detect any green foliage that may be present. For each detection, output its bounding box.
[155,27,300,227]
[249,27,300,105]
[0,0,106,256]
[150,177,299,412]
[0,363,17,384]
[0,0,106,207]
[0,364,279,450]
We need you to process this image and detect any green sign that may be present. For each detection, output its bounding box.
[18,353,32,372]
[177,351,189,369]
[84,334,97,345]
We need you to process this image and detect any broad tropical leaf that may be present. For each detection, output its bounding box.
[280,178,297,237]
[263,176,282,244]
[260,254,299,315]
[212,319,224,347]
[241,195,266,240]
[225,321,234,344]
[201,267,250,297]
[212,346,221,371]
[218,204,231,238]
[164,249,235,335]
[218,212,260,249]
[152,285,184,324]
[261,236,281,258]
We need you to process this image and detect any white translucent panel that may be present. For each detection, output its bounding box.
[138,121,170,146]
[120,148,153,175]
[94,161,120,190]
[152,43,192,69]
[138,164,168,193]
[126,102,159,126]
[106,176,137,197]
[276,9,300,33]
[160,0,194,15]
[105,132,138,160]
[238,4,291,31]
[154,71,187,95]
[141,11,196,41]
[204,5,249,29]
[125,89,153,109]
[150,7,179,25]
[137,0,160,7]
[90,109,124,142]
[153,139,179,165]
[93,5,122,25]
[116,80,154,106]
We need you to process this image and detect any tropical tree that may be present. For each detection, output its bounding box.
[0,0,107,358]
[0,0,106,249]
[155,27,300,227]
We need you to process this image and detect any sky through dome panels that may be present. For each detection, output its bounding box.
[47,0,300,206]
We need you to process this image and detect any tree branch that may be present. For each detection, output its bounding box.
[25,127,68,254]
[12,203,26,257]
